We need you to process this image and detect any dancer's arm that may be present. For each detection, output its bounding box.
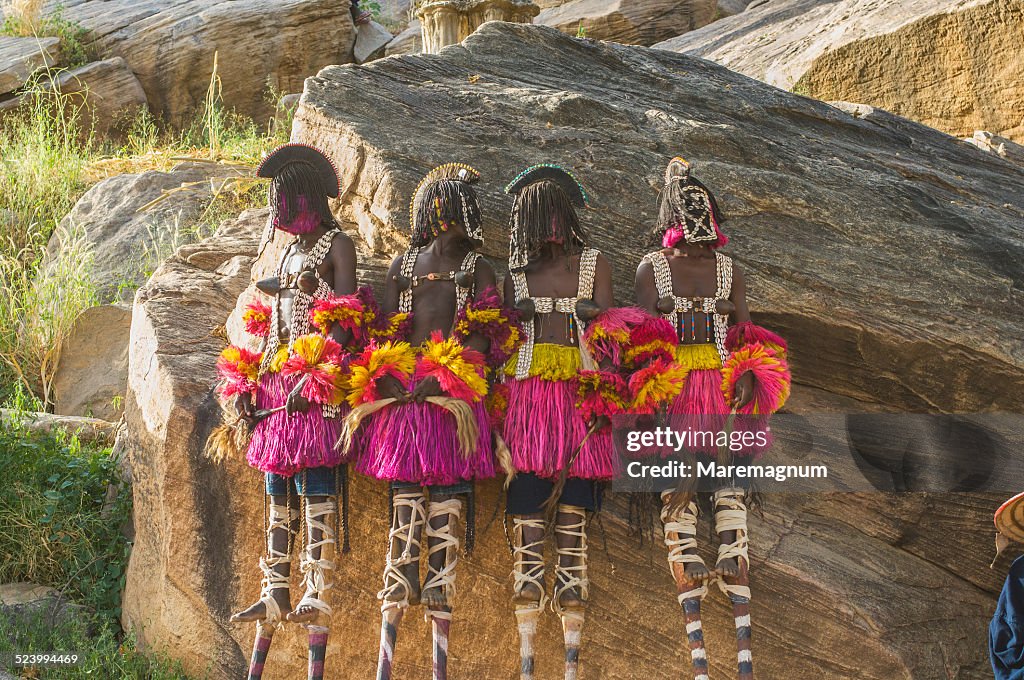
[634,259,659,315]
[728,265,755,409]
[376,256,411,401]
[327,232,358,347]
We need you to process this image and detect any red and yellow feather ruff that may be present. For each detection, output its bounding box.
[629,358,688,414]
[575,369,629,421]
[416,331,488,403]
[280,334,347,406]
[242,298,272,338]
[453,286,523,367]
[721,341,791,414]
[216,345,262,398]
[624,317,677,367]
[486,381,510,428]
[368,311,412,342]
[346,340,417,406]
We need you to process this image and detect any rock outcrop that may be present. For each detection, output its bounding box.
[385,21,423,55]
[123,22,1023,680]
[0,56,148,136]
[48,161,248,303]
[0,36,59,94]
[656,0,1024,142]
[537,0,718,45]
[354,20,394,63]
[52,0,356,125]
[52,303,132,421]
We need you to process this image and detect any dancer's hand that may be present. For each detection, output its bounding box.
[234,394,255,424]
[286,391,311,415]
[376,374,410,402]
[411,376,443,403]
[732,371,755,410]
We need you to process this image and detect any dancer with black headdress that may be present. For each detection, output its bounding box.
[211,143,370,680]
[500,164,629,680]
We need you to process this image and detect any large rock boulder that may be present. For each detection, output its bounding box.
[52,304,132,421]
[385,21,423,55]
[122,21,1022,679]
[53,0,357,126]
[537,0,719,45]
[0,36,60,94]
[656,0,1024,142]
[48,161,249,303]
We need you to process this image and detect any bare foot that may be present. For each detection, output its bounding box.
[513,581,543,607]
[381,561,421,606]
[421,586,448,608]
[685,561,710,581]
[716,557,740,579]
[231,589,291,623]
[557,585,583,610]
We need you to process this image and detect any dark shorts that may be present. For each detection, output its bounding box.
[391,480,473,496]
[265,465,344,497]
[505,472,600,515]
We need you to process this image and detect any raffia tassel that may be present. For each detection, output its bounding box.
[337,397,399,454]
[338,395,480,458]
[425,396,479,459]
[204,418,251,464]
[494,432,517,489]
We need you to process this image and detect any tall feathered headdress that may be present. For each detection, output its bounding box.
[657,157,727,249]
[505,164,590,270]
[409,163,484,246]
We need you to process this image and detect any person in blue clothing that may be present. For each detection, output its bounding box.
[991,491,1024,679]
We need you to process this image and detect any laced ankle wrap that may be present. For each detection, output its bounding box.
[379,490,426,608]
[713,487,750,599]
[423,498,462,604]
[258,502,298,624]
[660,490,708,601]
[552,505,589,616]
[296,499,337,620]
[511,516,548,613]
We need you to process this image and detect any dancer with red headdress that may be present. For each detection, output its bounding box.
[633,157,791,680]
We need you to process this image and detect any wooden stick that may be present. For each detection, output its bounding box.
[306,624,329,680]
[515,606,541,680]
[376,604,405,680]
[246,620,277,680]
[429,607,452,680]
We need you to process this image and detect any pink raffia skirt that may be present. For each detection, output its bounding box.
[503,376,617,481]
[667,368,769,458]
[355,378,495,486]
[246,372,348,476]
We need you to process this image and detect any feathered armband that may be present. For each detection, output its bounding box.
[453,286,524,367]
[216,345,262,399]
[242,298,272,338]
[624,315,677,368]
[310,291,366,338]
[582,307,649,366]
[416,331,488,403]
[575,369,628,422]
[721,340,791,415]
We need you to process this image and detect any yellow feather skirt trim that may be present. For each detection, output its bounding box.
[504,343,581,381]
[674,343,723,371]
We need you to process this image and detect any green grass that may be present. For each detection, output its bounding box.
[0,418,201,678]
[0,56,286,405]
[0,421,130,620]
[1,3,100,69]
[0,597,196,679]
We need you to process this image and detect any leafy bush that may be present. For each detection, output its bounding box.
[0,422,130,621]
[0,606,197,679]
[1,3,99,68]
